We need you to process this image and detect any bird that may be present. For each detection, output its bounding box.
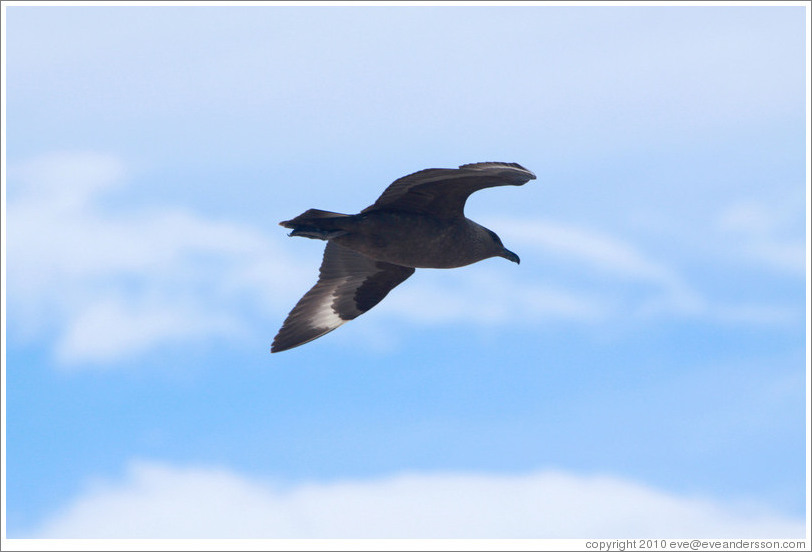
[271,162,536,353]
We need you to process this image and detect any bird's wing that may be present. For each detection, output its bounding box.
[271,242,415,353]
[361,162,536,219]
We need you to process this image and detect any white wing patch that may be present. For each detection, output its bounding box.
[308,280,349,331]
[272,243,414,353]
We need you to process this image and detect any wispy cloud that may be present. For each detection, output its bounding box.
[492,218,685,285]
[6,152,617,366]
[363,218,708,329]
[7,153,801,366]
[717,199,806,275]
[32,460,805,539]
[381,269,608,326]
[488,216,708,324]
[6,152,308,366]
[54,295,241,365]
[489,217,802,326]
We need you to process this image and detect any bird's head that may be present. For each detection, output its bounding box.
[486,228,520,265]
[498,247,521,264]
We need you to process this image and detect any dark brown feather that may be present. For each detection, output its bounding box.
[362,162,536,219]
[271,242,414,353]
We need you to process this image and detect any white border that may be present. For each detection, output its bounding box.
[1,1,809,550]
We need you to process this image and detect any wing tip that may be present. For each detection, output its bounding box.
[458,161,536,181]
[271,322,346,354]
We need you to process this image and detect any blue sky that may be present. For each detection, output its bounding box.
[2,3,809,541]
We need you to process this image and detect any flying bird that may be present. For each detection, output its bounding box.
[271,162,536,353]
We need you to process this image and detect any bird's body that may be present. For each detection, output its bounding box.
[272,162,536,353]
[293,210,502,269]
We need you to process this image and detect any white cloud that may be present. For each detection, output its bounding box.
[368,218,711,329]
[8,152,621,366]
[488,217,803,326]
[54,296,242,365]
[718,200,806,275]
[382,269,608,326]
[9,151,125,207]
[6,152,308,366]
[33,461,805,539]
[9,8,802,152]
[492,218,681,285]
[6,153,801,366]
[489,217,706,317]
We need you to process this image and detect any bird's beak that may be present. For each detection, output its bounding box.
[500,248,520,264]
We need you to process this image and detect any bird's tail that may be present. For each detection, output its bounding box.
[280,209,352,240]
